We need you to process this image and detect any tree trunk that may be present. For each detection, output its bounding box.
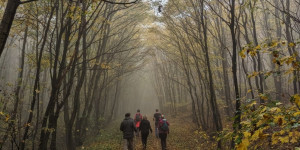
[284,0,298,94]
[250,1,264,103]
[0,0,19,57]
[230,0,241,148]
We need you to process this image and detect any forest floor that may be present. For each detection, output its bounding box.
[84,113,216,150]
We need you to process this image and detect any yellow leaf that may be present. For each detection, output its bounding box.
[270,107,281,113]
[249,101,257,107]
[100,63,111,69]
[247,89,252,93]
[271,41,279,47]
[255,45,261,50]
[286,56,296,65]
[292,138,299,143]
[256,119,265,127]
[5,114,10,122]
[249,50,257,57]
[293,94,300,107]
[294,94,300,99]
[278,136,289,143]
[272,134,279,145]
[237,138,250,150]
[293,111,300,117]
[274,115,286,126]
[259,94,268,101]
[290,131,300,143]
[241,120,251,125]
[260,106,267,113]
[289,132,293,137]
[243,131,251,138]
[279,130,285,135]
[285,67,295,75]
[288,42,296,47]
[264,71,272,77]
[252,129,262,141]
[248,72,259,78]
[240,50,246,59]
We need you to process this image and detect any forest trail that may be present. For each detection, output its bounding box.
[84,113,214,150]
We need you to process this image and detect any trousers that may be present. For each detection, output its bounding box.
[159,133,167,150]
[141,132,149,148]
[123,138,133,150]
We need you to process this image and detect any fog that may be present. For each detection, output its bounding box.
[117,62,159,118]
[1,0,300,149]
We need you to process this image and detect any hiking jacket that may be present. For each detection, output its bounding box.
[139,119,153,135]
[158,119,169,134]
[120,117,137,139]
[153,112,161,122]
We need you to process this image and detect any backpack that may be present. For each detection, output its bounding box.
[135,113,141,121]
[161,120,169,131]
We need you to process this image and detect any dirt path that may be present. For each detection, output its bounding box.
[84,113,214,150]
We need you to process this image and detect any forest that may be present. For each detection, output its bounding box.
[0,0,300,149]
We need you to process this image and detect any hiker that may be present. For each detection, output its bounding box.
[139,115,153,149]
[134,109,142,137]
[158,115,169,150]
[120,113,137,150]
[153,109,162,138]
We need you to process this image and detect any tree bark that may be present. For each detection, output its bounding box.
[0,0,19,58]
[230,0,241,148]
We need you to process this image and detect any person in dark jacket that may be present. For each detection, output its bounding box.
[120,113,137,150]
[158,115,169,150]
[139,115,152,149]
[153,109,161,138]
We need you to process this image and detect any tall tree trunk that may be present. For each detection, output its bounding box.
[215,12,233,117]
[0,0,19,57]
[230,0,241,148]
[250,1,264,103]
[284,0,298,94]
[200,2,222,148]
[65,1,87,149]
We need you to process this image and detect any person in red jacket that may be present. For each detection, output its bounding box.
[134,109,142,137]
[158,115,169,150]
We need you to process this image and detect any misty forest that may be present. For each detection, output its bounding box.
[0,0,300,149]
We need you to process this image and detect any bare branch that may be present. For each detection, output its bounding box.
[19,0,38,4]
